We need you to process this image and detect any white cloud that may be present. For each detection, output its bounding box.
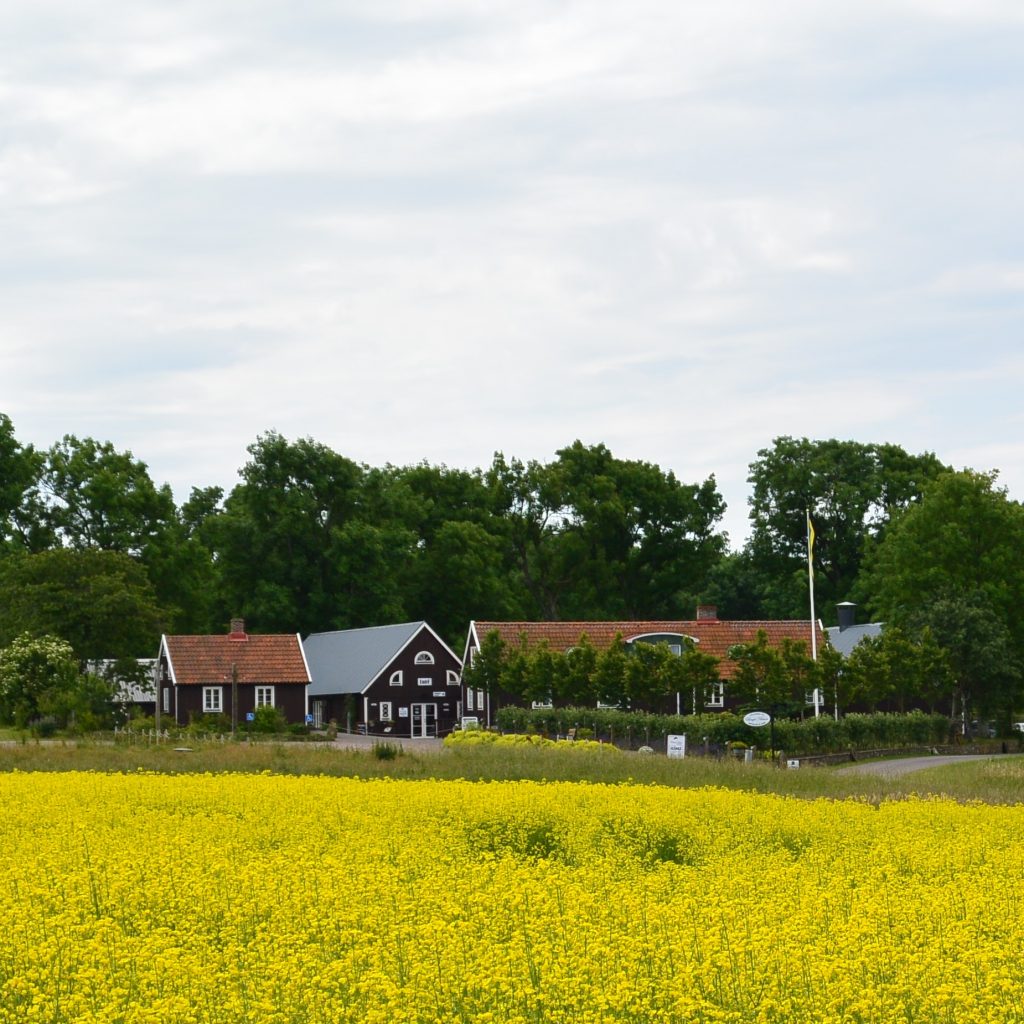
[1,0,1022,551]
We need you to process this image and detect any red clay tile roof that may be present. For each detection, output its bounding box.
[163,634,310,686]
[472,620,825,680]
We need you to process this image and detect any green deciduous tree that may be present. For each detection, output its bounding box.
[727,630,793,711]
[843,627,953,713]
[0,413,45,550]
[859,470,1024,724]
[0,633,114,729]
[486,441,726,621]
[0,549,167,662]
[213,432,370,633]
[745,437,947,618]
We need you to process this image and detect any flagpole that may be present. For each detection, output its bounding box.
[807,509,819,717]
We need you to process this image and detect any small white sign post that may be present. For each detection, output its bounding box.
[743,710,774,766]
[667,734,687,759]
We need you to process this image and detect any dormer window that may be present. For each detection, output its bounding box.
[414,651,435,665]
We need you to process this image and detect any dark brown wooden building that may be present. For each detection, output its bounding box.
[304,621,462,737]
[156,619,311,728]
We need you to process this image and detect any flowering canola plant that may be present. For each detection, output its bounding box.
[0,771,1022,1023]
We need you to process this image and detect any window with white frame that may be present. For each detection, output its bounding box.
[476,689,485,709]
[203,686,223,713]
[390,670,402,687]
[418,676,432,687]
[414,651,435,665]
[379,701,393,722]
[531,698,554,709]
[255,686,275,707]
[446,670,459,686]
[162,688,170,713]
[705,683,725,708]
[466,689,475,711]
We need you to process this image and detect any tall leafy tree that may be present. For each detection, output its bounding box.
[0,549,167,662]
[487,442,726,621]
[859,470,1024,724]
[843,627,953,713]
[40,436,215,633]
[41,435,177,553]
[213,432,370,633]
[0,413,46,550]
[745,437,947,619]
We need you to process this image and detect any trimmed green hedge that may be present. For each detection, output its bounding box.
[493,706,951,753]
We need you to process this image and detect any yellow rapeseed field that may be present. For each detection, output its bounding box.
[0,772,1022,1023]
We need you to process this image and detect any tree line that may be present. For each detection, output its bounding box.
[2,412,1024,725]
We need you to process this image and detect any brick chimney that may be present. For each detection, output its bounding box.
[836,602,856,632]
[696,604,718,621]
[229,617,248,641]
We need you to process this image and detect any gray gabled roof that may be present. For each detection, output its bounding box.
[304,621,427,696]
[826,622,883,658]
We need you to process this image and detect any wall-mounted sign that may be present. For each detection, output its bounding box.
[432,691,446,698]
[398,707,409,718]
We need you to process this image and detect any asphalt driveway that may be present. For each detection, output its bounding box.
[836,753,1009,778]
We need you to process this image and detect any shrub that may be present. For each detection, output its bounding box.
[251,704,288,735]
[372,741,402,760]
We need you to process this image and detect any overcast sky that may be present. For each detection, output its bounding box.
[2,0,1022,546]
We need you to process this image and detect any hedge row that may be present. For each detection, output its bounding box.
[493,706,952,754]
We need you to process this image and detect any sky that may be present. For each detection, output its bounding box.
[2,0,1023,547]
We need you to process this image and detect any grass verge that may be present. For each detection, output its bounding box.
[1,735,1022,803]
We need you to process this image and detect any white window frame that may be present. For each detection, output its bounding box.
[417,676,432,687]
[390,670,403,687]
[476,688,485,710]
[203,686,223,713]
[705,682,725,708]
[255,686,275,708]
[379,701,393,722]
[531,699,554,710]
[446,669,459,686]
[162,688,170,713]
[466,688,475,712]
[414,651,435,665]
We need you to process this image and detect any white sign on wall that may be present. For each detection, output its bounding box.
[398,707,409,718]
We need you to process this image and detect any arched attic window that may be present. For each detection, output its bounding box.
[625,633,697,655]
[414,651,435,665]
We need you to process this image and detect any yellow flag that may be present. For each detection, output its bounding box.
[807,512,815,574]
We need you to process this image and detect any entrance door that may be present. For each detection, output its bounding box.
[410,703,437,738]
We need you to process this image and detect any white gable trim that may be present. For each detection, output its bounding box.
[158,635,178,686]
[296,633,313,684]
[462,620,481,667]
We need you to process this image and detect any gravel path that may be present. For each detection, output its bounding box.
[836,753,1007,778]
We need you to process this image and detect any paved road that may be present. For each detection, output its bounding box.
[836,753,1007,778]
